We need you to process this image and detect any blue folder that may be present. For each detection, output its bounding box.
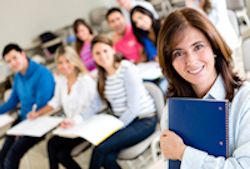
[168,98,229,169]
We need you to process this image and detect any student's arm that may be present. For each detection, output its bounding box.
[141,36,157,61]
[0,81,20,114]
[73,92,102,124]
[27,104,54,120]
[27,70,55,119]
[118,64,142,126]
[35,70,55,111]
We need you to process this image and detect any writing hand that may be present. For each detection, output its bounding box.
[60,118,75,129]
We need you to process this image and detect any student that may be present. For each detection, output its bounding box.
[131,6,161,61]
[88,35,157,169]
[28,46,97,169]
[106,7,145,63]
[116,0,159,22]
[0,43,55,169]
[158,8,250,168]
[185,0,239,51]
[73,18,96,73]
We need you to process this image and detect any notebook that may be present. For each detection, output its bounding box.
[53,114,124,145]
[7,116,63,137]
[168,98,229,169]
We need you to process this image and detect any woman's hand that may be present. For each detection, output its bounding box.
[60,118,74,129]
[160,130,187,161]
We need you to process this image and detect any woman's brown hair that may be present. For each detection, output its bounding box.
[157,8,242,101]
[73,19,93,55]
[91,35,123,100]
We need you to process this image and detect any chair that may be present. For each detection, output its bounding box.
[88,7,110,33]
[118,82,165,168]
[242,36,250,79]
[147,0,172,18]
[228,9,241,37]
[226,0,250,27]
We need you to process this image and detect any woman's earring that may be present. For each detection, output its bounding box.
[214,54,217,58]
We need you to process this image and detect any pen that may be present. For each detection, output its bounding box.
[32,104,37,112]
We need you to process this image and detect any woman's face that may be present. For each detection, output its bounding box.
[171,26,217,94]
[132,11,152,31]
[76,24,91,41]
[92,42,115,70]
[57,55,76,77]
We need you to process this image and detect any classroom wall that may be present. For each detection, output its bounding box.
[0,0,116,55]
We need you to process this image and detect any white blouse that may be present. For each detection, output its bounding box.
[49,74,96,121]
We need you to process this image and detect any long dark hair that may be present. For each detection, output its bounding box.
[157,8,243,101]
[130,6,161,46]
[91,35,123,100]
[73,19,93,55]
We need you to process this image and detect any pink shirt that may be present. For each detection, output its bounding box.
[80,41,96,71]
[113,25,142,63]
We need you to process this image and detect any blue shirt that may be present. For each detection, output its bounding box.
[141,36,157,61]
[0,59,55,120]
[161,75,250,168]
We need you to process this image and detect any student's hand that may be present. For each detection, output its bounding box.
[154,56,159,63]
[27,111,40,120]
[60,118,74,129]
[160,130,187,161]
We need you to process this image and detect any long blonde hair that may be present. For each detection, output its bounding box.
[55,46,88,74]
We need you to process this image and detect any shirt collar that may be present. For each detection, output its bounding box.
[203,74,226,100]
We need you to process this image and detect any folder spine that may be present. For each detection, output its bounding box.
[225,101,229,157]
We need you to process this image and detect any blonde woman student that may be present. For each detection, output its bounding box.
[28,46,97,169]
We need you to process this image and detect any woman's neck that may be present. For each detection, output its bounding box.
[85,35,93,43]
[66,71,78,93]
[105,62,120,76]
[192,74,217,98]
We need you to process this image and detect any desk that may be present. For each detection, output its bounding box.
[136,61,163,81]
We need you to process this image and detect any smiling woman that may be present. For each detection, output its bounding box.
[88,35,157,169]
[158,7,250,169]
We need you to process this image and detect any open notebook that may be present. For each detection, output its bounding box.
[7,116,63,137]
[53,114,124,146]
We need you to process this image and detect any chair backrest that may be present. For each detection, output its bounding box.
[144,82,165,120]
[242,37,250,72]
[227,0,246,11]
[88,6,110,33]
[227,9,241,37]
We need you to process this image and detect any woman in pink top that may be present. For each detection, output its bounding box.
[73,19,96,72]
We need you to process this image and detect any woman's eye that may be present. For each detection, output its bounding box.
[172,51,184,58]
[194,44,203,51]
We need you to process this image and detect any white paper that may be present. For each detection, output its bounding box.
[136,61,163,80]
[7,116,63,137]
[53,114,124,145]
[0,114,15,128]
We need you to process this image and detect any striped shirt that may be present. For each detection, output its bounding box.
[104,60,156,125]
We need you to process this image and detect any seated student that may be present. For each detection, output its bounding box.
[116,0,159,22]
[88,35,157,169]
[0,43,55,169]
[73,19,96,73]
[106,7,146,63]
[28,46,97,169]
[131,6,161,61]
[158,8,250,168]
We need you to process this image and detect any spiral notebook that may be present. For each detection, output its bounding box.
[168,98,229,169]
